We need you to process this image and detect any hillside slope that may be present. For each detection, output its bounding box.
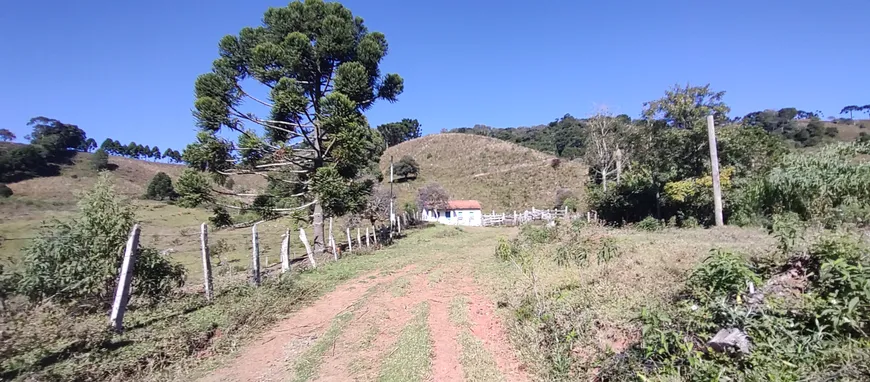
[379,133,587,212]
[5,151,265,203]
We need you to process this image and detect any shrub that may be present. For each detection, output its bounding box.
[209,206,233,228]
[681,216,699,228]
[686,250,760,300]
[175,169,211,208]
[0,184,12,198]
[17,173,185,308]
[145,172,175,200]
[90,148,110,170]
[224,177,235,190]
[636,216,661,231]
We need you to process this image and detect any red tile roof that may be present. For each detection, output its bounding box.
[447,200,481,210]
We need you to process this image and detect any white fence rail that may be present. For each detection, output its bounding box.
[480,207,598,227]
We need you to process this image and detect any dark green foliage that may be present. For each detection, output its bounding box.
[553,189,576,210]
[145,172,175,201]
[191,0,401,249]
[0,144,58,183]
[175,169,212,208]
[0,184,12,198]
[0,128,15,142]
[251,194,276,219]
[635,216,661,231]
[378,119,422,147]
[27,117,88,161]
[393,155,419,179]
[17,173,185,307]
[209,206,233,228]
[90,148,110,170]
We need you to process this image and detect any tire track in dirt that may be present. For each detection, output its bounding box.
[197,265,415,382]
[316,273,432,381]
[454,276,528,382]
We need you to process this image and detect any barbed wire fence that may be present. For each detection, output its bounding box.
[0,210,424,332]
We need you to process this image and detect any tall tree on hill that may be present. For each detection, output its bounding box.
[151,146,162,161]
[0,129,15,142]
[642,84,730,129]
[377,119,421,147]
[191,0,403,251]
[126,142,139,158]
[394,155,419,179]
[82,138,97,152]
[26,117,88,161]
[841,105,859,120]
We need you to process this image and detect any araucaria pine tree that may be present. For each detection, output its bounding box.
[191,0,402,251]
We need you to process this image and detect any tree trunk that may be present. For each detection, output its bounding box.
[312,201,325,252]
[602,169,609,192]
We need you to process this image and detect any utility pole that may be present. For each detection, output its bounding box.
[707,115,724,226]
[389,155,395,230]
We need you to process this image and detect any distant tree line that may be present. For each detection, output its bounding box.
[99,139,182,162]
[449,103,867,158]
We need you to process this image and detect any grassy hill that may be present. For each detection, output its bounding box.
[379,133,587,213]
[0,136,585,274]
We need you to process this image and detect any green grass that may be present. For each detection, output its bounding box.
[459,331,505,382]
[449,295,469,326]
[292,311,355,382]
[377,302,432,382]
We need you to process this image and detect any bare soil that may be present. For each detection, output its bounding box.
[196,254,527,382]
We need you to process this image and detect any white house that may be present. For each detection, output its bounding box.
[422,200,483,227]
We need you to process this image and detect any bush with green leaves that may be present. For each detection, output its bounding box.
[145,172,175,200]
[0,183,12,198]
[209,206,233,228]
[394,155,419,179]
[602,229,870,381]
[175,168,211,208]
[736,142,870,227]
[635,216,661,231]
[17,173,185,308]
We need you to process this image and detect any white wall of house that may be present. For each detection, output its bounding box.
[422,208,482,227]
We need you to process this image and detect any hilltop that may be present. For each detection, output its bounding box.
[379,133,587,213]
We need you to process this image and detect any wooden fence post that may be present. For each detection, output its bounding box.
[300,228,317,268]
[373,225,379,245]
[200,223,213,301]
[329,217,338,260]
[251,223,260,286]
[707,115,724,226]
[365,227,371,248]
[357,227,362,248]
[110,224,141,333]
[397,217,402,234]
[280,229,290,273]
[346,227,353,253]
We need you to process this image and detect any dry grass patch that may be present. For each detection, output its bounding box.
[381,134,587,212]
[479,222,773,380]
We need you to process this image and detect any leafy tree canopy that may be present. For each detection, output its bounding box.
[378,119,422,147]
[642,83,730,129]
[394,155,419,179]
[27,117,88,161]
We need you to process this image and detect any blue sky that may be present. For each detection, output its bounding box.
[1,0,868,152]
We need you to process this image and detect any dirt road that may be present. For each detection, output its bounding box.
[196,227,527,382]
